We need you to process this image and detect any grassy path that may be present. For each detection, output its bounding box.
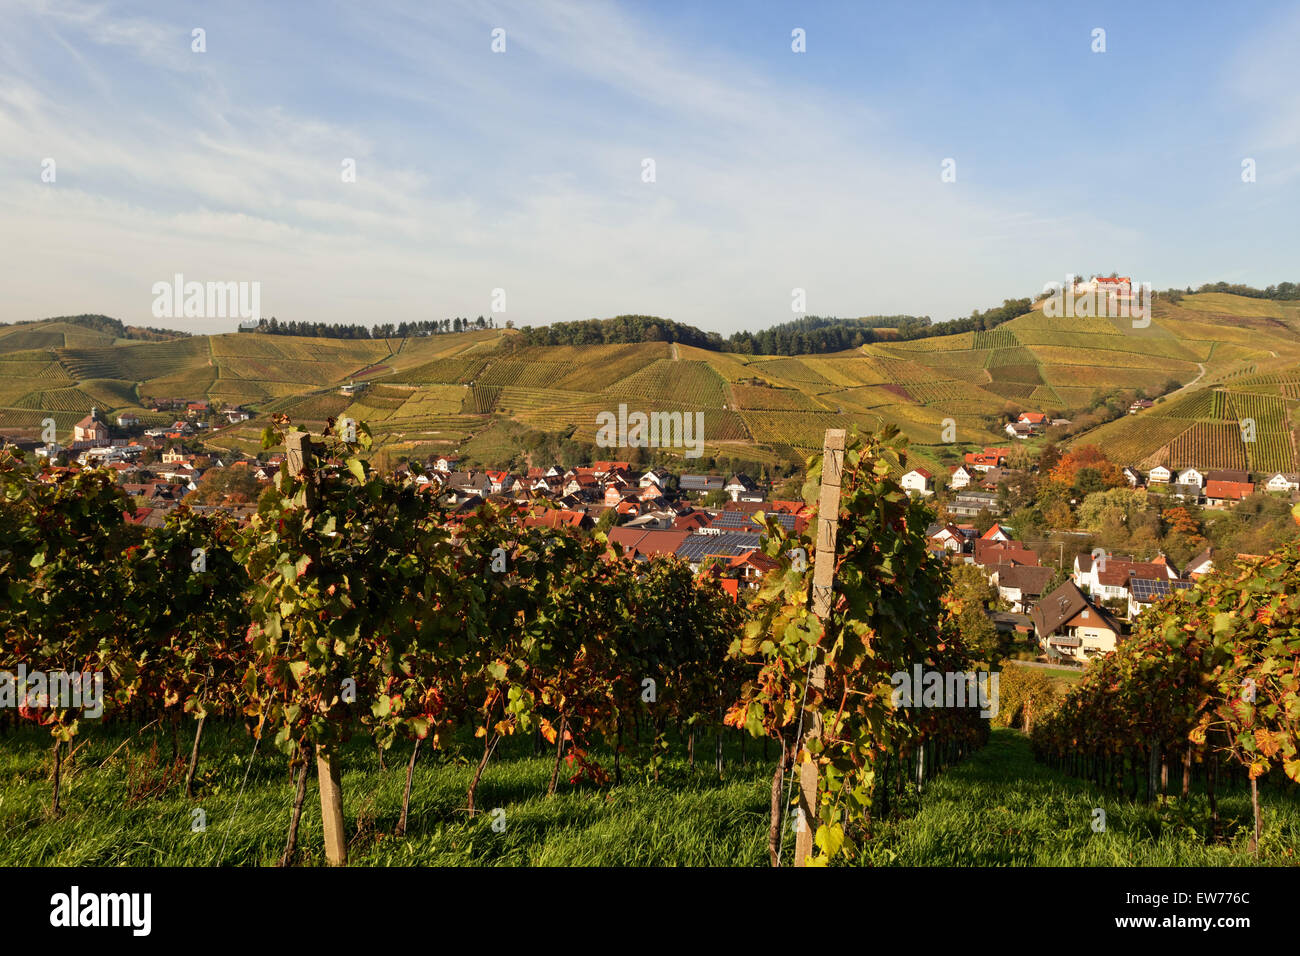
[859,729,1299,866]
[2,723,1294,865]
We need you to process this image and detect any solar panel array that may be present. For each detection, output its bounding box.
[1129,577,1193,602]
[711,510,797,531]
[675,531,763,562]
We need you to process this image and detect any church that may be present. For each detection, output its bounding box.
[73,407,109,444]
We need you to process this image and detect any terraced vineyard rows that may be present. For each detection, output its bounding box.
[461,385,503,414]
[492,387,593,413]
[1166,422,1248,470]
[1097,419,1195,467]
[606,359,729,407]
[729,383,825,410]
[477,360,576,389]
[972,328,1019,349]
[384,357,486,384]
[745,357,831,385]
[0,360,74,384]
[78,379,140,408]
[0,408,81,429]
[905,380,980,403]
[1228,392,1297,472]
[56,338,208,381]
[984,346,1036,367]
[985,381,1038,400]
[267,392,354,422]
[12,387,100,412]
[740,409,851,448]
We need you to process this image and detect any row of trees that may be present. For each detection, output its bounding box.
[515,302,1034,355]
[241,316,501,339]
[1031,542,1300,850]
[1165,280,1300,302]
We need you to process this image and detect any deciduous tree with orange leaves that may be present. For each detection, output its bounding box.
[1047,445,1126,491]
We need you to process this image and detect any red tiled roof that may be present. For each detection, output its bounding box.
[521,509,589,529]
[1205,479,1254,501]
[673,512,713,531]
[1096,560,1167,589]
[727,550,780,573]
[607,528,689,559]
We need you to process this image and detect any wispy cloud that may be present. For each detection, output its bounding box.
[0,0,1296,333]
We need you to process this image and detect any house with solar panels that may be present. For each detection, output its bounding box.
[1126,576,1193,619]
[704,510,798,536]
[674,530,765,570]
[679,474,725,496]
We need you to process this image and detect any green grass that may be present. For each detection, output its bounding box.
[0,721,773,867]
[860,730,1300,866]
[3,722,1294,867]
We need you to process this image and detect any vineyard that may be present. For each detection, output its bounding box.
[385,357,487,385]
[1032,547,1300,852]
[972,328,1019,350]
[730,384,826,411]
[1086,382,1300,474]
[3,293,1300,485]
[606,359,731,407]
[0,426,1001,867]
[1166,423,1249,471]
[739,410,854,449]
[460,386,503,414]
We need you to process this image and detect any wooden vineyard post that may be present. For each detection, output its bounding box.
[286,430,347,866]
[794,428,846,867]
[317,745,347,866]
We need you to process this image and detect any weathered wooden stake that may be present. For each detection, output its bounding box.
[317,744,347,865]
[793,428,846,868]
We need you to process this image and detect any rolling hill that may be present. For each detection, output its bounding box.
[3,291,1299,474]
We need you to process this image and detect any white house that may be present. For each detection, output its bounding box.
[1176,467,1205,488]
[1185,548,1215,580]
[723,474,757,502]
[117,413,141,428]
[1032,581,1124,660]
[900,468,934,497]
[981,522,1013,543]
[486,470,515,494]
[640,468,673,490]
[1122,467,1143,488]
[1147,465,1172,483]
[1004,422,1034,440]
[928,524,967,553]
[1264,472,1300,493]
[949,465,974,490]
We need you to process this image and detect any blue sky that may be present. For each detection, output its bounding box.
[2,0,1298,335]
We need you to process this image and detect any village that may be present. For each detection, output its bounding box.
[4,397,1297,673]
